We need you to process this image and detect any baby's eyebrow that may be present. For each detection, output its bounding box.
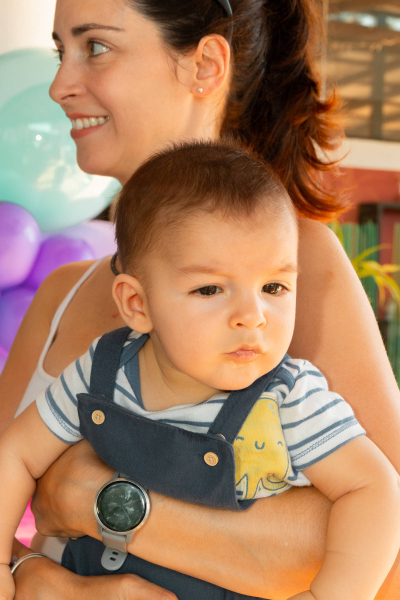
[177,264,222,276]
[272,262,298,274]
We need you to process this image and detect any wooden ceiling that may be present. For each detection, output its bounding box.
[326,1,400,140]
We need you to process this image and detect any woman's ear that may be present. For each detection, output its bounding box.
[189,34,231,97]
[112,274,153,333]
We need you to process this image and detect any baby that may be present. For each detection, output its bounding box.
[0,141,399,600]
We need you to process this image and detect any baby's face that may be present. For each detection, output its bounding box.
[143,209,298,392]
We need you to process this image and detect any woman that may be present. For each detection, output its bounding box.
[2,0,400,598]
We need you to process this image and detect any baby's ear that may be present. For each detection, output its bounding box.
[112,274,153,333]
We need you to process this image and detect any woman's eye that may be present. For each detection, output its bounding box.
[53,48,64,63]
[196,285,222,296]
[262,283,285,295]
[88,41,110,57]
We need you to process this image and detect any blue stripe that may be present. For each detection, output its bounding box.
[115,383,140,406]
[89,344,94,360]
[45,388,81,436]
[282,398,344,429]
[45,426,75,445]
[75,358,89,392]
[287,416,357,451]
[284,361,301,372]
[296,370,325,380]
[293,433,365,470]
[275,367,296,392]
[281,387,327,408]
[60,373,77,407]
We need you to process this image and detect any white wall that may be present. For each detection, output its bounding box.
[0,0,57,56]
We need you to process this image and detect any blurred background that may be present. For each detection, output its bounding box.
[322,0,400,382]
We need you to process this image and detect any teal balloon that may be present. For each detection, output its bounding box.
[0,49,120,232]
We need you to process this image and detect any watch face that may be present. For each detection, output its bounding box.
[97,481,146,532]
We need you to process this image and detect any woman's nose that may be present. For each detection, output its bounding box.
[229,296,267,330]
[49,60,86,106]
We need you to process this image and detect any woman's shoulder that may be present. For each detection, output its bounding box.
[298,218,342,251]
[297,218,350,277]
[35,260,101,321]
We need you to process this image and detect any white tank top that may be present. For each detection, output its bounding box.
[16,259,104,417]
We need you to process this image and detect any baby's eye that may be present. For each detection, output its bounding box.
[196,285,222,296]
[88,41,110,57]
[262,283,285,295]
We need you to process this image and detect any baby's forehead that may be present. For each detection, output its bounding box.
[157,209,298,275]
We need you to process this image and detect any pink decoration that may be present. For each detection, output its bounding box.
[16,502,36,547]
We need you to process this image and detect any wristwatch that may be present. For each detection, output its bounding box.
[94,472,150,570]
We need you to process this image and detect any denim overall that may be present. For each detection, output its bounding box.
[62,327,287,599]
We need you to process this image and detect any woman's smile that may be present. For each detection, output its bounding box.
[67,113,110,139]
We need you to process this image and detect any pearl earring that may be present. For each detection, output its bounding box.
[198,88,203,93]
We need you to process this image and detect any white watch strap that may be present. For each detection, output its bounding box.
[102,530,129,553]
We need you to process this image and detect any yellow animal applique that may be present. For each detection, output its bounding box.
[233,394,291,499]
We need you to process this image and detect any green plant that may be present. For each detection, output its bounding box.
[330,221,400,306]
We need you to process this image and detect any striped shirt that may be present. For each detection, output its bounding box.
[36,331,365,500]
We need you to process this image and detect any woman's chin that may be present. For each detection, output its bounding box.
[76,152,115,179]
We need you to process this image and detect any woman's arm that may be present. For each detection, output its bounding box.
[290,219,400,472]
[0,262,94,436]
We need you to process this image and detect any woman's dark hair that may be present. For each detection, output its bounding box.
[130,0,343,221]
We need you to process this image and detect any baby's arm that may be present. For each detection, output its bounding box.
[0,402,69,599]
[288,435,400,600]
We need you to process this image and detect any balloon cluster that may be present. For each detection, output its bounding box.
[0,202,116,372]
[0,48,120,375]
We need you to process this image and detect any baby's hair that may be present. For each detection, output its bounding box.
[115,140,297,274]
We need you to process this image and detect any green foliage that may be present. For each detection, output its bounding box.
[331,222,400,307]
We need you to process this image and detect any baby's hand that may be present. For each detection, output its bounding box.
[0,563,15,600]
[287,592,316,600]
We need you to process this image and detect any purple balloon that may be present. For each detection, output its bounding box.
[0,345,8,375]
[0,202,40,290]
[49,220,117,259]
[0,286,35,351]
[25,235,95,290]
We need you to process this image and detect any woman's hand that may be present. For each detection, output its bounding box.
[12,539,177,600]
[15,561,178,600]
[32,440,112,538]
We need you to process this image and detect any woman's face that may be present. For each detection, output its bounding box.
[50,0,217,183]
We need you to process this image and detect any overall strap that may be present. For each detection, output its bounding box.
[90,327,132,399]
[208,354,290,444]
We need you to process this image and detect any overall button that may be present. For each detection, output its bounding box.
[204,452,219,466]
[92,410,105,425]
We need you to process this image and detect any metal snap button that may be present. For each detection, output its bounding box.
[216,433,226,440]
[92,410,105,425]
[204,452,219,466]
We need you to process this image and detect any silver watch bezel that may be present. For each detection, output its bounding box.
[94,474,150,536]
